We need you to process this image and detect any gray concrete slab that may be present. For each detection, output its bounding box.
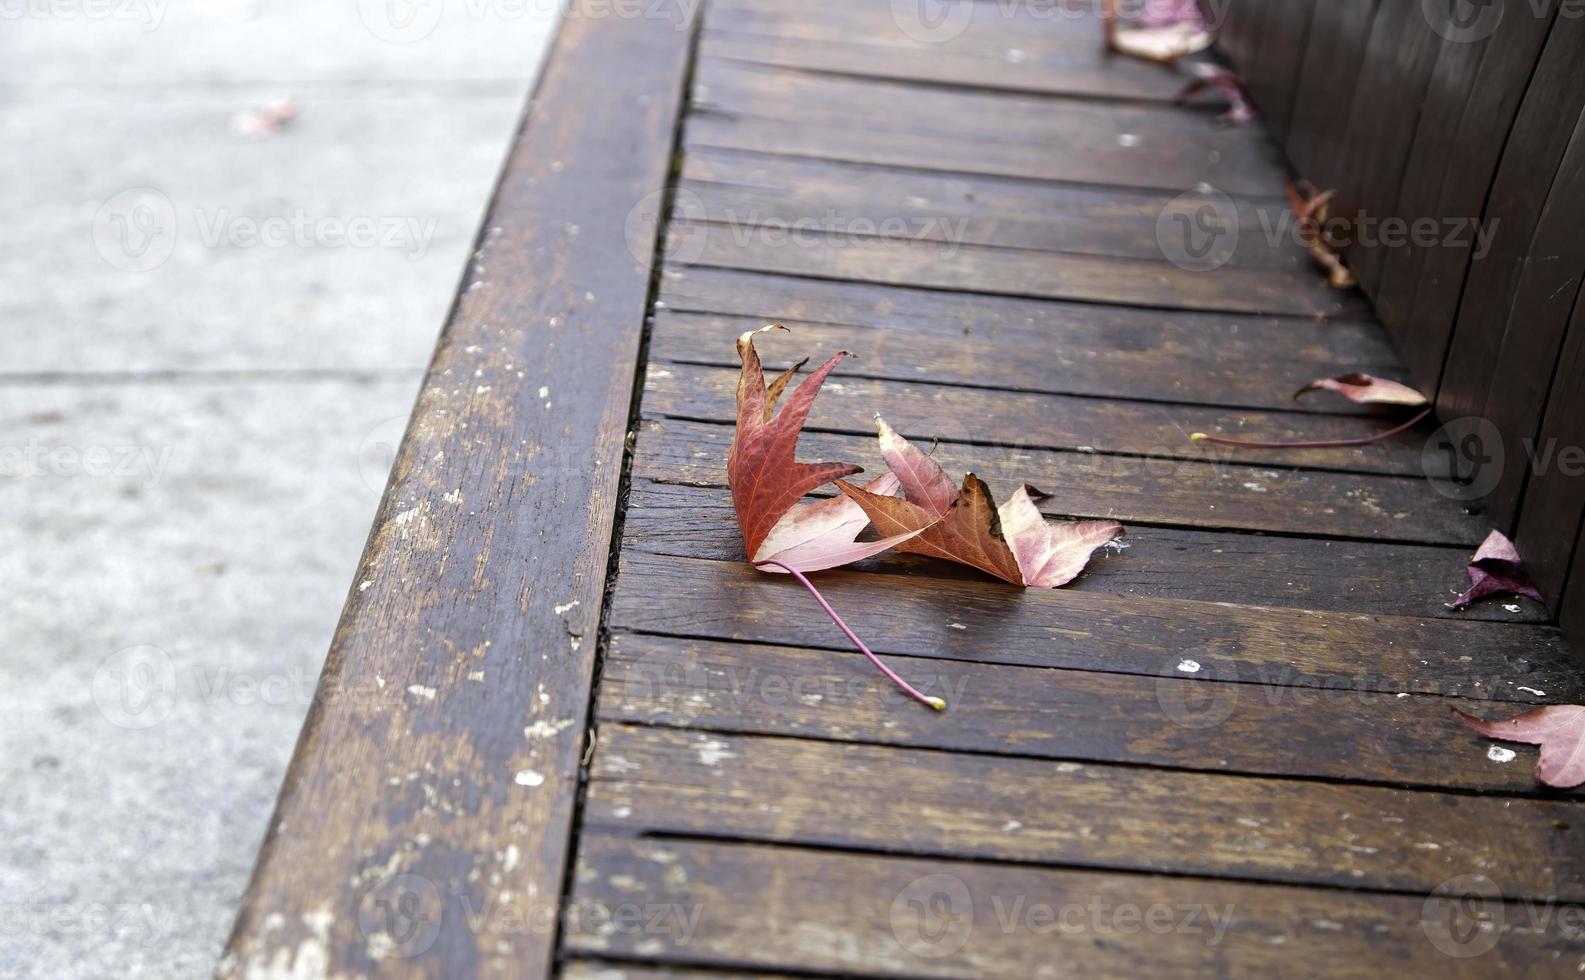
[0,2,560,976]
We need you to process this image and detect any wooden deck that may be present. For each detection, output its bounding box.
[224,2,1585,977]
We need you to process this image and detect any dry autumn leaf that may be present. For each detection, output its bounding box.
[1446,529,1545,611]
[1287,178,1356,288]
[839,417,1123,588]
[1191,373,1431,450]
[1177,64,1258,126]
[1103,0,1213,64]
[1454,705,1585,788]
[1295,373,1428,406]
[729,325,927,572]
[728,327,946,711]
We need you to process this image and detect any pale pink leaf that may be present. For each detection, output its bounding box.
[1454,705,1585,788]
[997,485,1124,588]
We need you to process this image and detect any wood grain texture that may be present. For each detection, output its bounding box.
[700,0,1190,101]
[643,350,1431,474]
[687,59,1292,195]
[619,480,1545,622]
[1284,0,1379,185]
[608,551,1579,704]
[597,634,1567,792]
[634,417,1489,545]
[568,836,1585,976]
[218,8,697,979]
[1516,285,1585,610]
[1395,0,1560,389]
[677,147,1311,271]
[585,725,1585,897]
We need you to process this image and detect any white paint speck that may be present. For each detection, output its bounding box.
[553,599,581,615]
[406,684,437,700]
[1517,686,1547,697]
[1177,659,1202,674]
[948,622,967,630]
[1118,133,1139,147]
[1503,603,1522,613]
[1487,745,1517,764]
[695,738,736,766]
[514,770,545,787]
[538,386,551,399]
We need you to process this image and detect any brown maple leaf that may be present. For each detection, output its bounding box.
[1454,705,1585,788]
[1287,178,1356,289]
[839,417,1123,588]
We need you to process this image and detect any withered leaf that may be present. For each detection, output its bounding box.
[728,327,926,572]
[1446,529,1544,611]
[839,417,1122,588]
[1103,0,1213,64]
[1294,373,1428,406]
[1454,705,1585,788]
[1286,179,1356,289]
[1177,64,1258,126]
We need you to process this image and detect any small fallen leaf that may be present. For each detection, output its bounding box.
[1453,705,1585,788]
[1294,373,1429,407]
[1447,529,1544,610]
[1287,178,1355,288]
[728,326,926,572]
[1177,64,1258,126]
[231,96,299,138]
[839,417,1123,588]
[1103,0,1213,64]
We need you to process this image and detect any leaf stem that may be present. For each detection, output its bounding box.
[1190,407,1431,450]
[754,559,947,711]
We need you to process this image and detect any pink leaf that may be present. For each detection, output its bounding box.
[1294,373,1428,406]
[1447,529,1545,610]
[1177,64,1258,126]
[1454,705,1585,788]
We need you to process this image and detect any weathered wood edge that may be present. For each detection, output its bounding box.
[218,7,698,979]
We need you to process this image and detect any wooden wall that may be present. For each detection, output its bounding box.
[1213,0,1585,634]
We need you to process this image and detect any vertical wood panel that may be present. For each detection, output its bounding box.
[1246,0,1316,140]
[1330,2,1446,297]
[1516,285,1585,610]
[1284,0,1378,184]
[1435,15,1585,428]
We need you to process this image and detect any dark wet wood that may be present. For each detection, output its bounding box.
[586,725,1585,897]
[596,634,1565,792]
[218,8,698,979]
[634,417,1488,545]
[568,837,1585,976]
[608,552,1578,705]
[618,480,1545,622]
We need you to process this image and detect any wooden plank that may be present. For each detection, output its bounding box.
[1395,1,1560,390]
[1477,109,1585,520]
[597,634,1567,791]
[1436,15,1585,423]
[565,966,774,980]
[1516,286,1585,609]
[619,480,1543,622]
[643,348,1430,475]
[1565,520,1585,638]
[677,147,1312,271]
[656,266,1396,368]
[608,551,1579,705]
[586,725,1585,897]
[1246,0,1315,140]
[217,9,697,979]
[688,59,1292,195]
[634,417,1489,545]
[672,208,1358,318]
[568,836,1585,976]
[697,0,1189,102]
[1284,0,1378,185]
[1329,0,1446,296]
